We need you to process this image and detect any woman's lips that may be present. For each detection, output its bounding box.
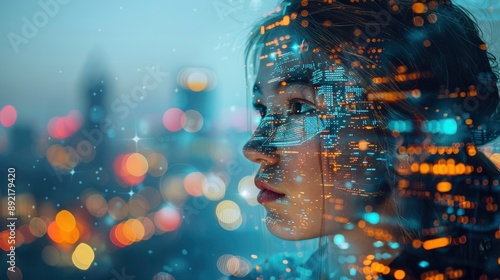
[255,180,285,204]
[257,189,286,204]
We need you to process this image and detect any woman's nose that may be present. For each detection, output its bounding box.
[243,138,279,166]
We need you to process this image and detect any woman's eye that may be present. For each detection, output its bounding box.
[289,99,315,115]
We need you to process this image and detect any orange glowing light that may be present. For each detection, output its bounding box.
[123,219,145,242]
[47,222,64,244]
[282,15,290,26]
[420,163,430,174]
[114,223,133,246]
[113,154,146,187]
[62,227,80,244]
[358,140,369,151]
[0,231,11,251]
[125,153,149,177]
[437,182,452,192]
[412,3,427,13]
[55,210,76,232]
[109,225,125,248]
[423,237,450,250]
[412,239,422,248]
[394,269,406,279]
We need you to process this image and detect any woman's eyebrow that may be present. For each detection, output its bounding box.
[251,78,314,105]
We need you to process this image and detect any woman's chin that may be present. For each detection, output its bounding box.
[265,213,321,240]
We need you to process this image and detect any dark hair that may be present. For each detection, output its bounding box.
[246,0,500,144]
[245,0,500,275]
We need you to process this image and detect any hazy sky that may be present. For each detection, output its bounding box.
[0,0,277,130]
[0,0,499,131]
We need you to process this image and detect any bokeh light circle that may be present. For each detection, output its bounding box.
[187,71,208,92]
[107,197,128,221]
[146,153,168,177]
[72,243,95,270]
[55,210,76,232]
[216,200,241,225]
[202,174,226,201]
[125,153,149,177]
[216,254,251,277]
[47,110,82,139]
[181,110,204,133]
[154,205,182,232]
[217,254,234,276]
[183,172,206,197]
[113,153,146,187]
[138,216,155,241]
[85,193,108,218]
[123,218,145,242]
[0,105,17,127]
[41,245,60,266]
[161,176,189,205]
[138,186,162,209]
[128,194,150,218]
[177,67,217,92]
[238,175,260,206]
[29,217,47,237]
[153,272,175,280]
[163,108,184,132]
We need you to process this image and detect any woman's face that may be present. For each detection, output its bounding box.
[243,30,389,240]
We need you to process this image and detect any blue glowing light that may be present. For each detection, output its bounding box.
[441,118,458,135]
[388,120,413,133]
[334,234,345,245]
[344,223,355,230]
[389,242,400,249]
[423,118,458,135]
[339,242,350,250]
[364,212,380,224]
[345,255,356,264]
[419,260,430,268]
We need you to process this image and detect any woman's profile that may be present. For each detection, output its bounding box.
[241,0,500,278]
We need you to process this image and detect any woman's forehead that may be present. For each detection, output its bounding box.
[252,30,327,89]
